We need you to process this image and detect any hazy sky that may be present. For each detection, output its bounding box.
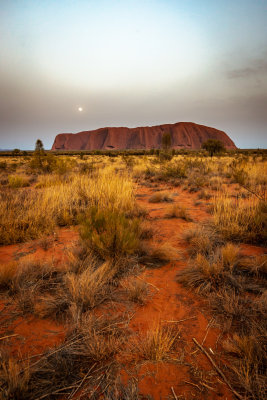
[0,0,267,149]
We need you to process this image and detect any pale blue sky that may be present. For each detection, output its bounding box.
[0,0,267,149]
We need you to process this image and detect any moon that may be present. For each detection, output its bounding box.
[78,107,83,112]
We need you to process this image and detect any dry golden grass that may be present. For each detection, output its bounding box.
[237,254,267,276]
[213,194,266,244]
[0,152,266,399]
[165,204,192,221]
[183,225,222,256]
[0,314,124,399]
[65,261,116,310]
[221,243,239,269]
[140,242,179,267]
[123,278,149,304]
[0,358,30,399]
[8,175,30,188]
[0,170,135,244]
[148,191,173,203]
[136,324,179,361]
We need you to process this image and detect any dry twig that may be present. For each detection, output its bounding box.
[192,337,243,400]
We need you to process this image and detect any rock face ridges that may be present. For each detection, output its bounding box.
[51,122,236,150]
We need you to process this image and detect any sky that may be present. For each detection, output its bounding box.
[0,0,267,149]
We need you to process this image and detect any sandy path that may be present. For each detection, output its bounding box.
[121,183,234,400]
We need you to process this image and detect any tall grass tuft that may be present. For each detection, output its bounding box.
[136,324,179,361]
[213,194,267,244]
[0,171,135,244]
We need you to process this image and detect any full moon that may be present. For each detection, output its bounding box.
[78,107,83,112]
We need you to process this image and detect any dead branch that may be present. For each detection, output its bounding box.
[192,338,243,400]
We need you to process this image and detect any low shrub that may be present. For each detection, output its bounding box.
[80,207,141,259]
[177,243,241,294]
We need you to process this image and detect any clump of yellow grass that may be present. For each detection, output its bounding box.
[0,170,135,244]
[213,193,266,244]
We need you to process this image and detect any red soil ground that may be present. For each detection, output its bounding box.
[0,185,266,399]
[0,229,79,358]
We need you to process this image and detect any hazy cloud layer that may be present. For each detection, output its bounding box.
[0,0,267,149]
[227,56,267,80]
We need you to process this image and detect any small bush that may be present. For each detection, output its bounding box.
[80,207,141,259]
[177,244,241,294]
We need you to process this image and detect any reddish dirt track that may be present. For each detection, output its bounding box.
[118,184,236,399]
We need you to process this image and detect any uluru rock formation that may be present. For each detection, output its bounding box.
[51,122,236,151]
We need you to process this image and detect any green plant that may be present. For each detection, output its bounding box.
[80,207,141,259]
[202,139,225,157]
[11,148,21,156]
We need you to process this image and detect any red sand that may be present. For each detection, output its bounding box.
[0,185,265,399]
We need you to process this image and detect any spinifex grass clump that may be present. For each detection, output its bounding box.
[65,261,116,310]
[177,243,241,294]
[136,324,179,361]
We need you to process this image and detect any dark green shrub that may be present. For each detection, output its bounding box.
[202,139,225,157]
